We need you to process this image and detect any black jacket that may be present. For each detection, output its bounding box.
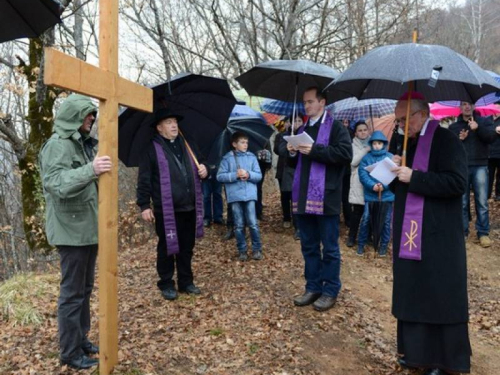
[392,126,469,324]
[137,135,206,214]
[489,116,500,159]
[288,113,353,215]
[448,113,497,166]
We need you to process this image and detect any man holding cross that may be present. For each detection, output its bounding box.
[39,94,111,370]
[137,108,208,301]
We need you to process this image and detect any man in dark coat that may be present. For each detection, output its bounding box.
[448,103,498,247]
[287,87,352,312]
[391,93,471,375]
[137,108,208,301]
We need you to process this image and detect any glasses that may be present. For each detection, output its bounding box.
[394,110,421,126]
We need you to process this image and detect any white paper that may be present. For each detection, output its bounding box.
[283,132,315,148]
[367,157,398,186]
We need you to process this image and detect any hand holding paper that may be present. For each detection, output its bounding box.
[365,157,398,185]
[283,132,315,148]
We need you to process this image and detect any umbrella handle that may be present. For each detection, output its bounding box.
[179,130,200,168]
[378,189,382,201]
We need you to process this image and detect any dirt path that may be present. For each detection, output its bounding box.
[0,191,498,374]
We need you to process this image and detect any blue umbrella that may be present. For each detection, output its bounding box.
[260,99,305,116]
[439,71,500,107]
[327,97,397,120]
[230,103,265,121]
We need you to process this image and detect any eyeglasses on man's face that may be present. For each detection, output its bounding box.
[394,110,421,126]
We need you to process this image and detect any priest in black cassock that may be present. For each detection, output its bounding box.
[391,92,471,375]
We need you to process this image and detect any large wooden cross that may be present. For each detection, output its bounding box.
[43,1,153,374]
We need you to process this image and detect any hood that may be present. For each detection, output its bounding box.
[53,94,97,139]
[369,131,388,145]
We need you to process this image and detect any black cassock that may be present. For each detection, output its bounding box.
[391,126,471,373]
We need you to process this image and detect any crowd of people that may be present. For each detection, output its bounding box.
[38,88,500,374]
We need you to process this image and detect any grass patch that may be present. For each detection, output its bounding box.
[248,343,259,355]
[209,328,224,336]
[0,272,58,326]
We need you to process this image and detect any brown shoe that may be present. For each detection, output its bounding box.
[312,295,337,312]
[479,236,492,248]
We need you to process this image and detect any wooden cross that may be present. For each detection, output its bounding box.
[43,1,153,374]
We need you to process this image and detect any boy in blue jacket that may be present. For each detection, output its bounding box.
[217,132,263,261]
[357,131,395,256]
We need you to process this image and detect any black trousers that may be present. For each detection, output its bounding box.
[348,204,364,241]
[488,158,500,198]
[154,210,196,291]
[57,245,98,361]
[341,172,351,227]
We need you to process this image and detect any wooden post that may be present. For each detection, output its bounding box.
[43,1,153,373]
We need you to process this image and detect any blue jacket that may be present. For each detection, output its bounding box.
[358,131,395,202]
[217,150,262,203]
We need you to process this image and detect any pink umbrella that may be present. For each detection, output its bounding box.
[430,103,500,120]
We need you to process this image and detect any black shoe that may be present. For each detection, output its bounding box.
[346,238,355,247]
[81,340,99,355]
[252,251,263,260]
[378,246,388,257]
[397,356,416,370]
[312,295,337,311]
[61,355,98,369]
[161,287,178,300]
[293,230,300,241]
[293,292,321,306]
[180,284,201,295]
[203,219,211,227]
[421,369,448,375]
[238,252,248,261]
[495,195,500,201]
[223,228,234,240]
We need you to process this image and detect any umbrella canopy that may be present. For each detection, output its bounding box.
[325,43,500,104]
[231,103,265,121]
[327,97,397,120]
[207,116,274,166]
[0,0,62,43]
[118,72,237,167]
[260,99,306,116]
[236,59,340,102]
[430,103,500,120]
[439,70,500,107]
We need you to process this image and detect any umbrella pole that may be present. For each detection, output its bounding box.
[369,104,374,132]
[179,130,200,168]
[291,81,299,136]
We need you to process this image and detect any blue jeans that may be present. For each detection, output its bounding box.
[231,201,262,253]
[463,166,489,237]
[295,214,341,298]
[358,202,392,249]
[202,169,223,222]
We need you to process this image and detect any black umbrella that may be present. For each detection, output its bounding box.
[118,72,237,167]
[369,195,392,253]
[206,116,274,166]
[236,59,339,134]
[324,43,500,104]
[0,0,62,43]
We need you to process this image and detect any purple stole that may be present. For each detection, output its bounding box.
[399,120,439,261]
[153,139,204,256]
[292,112,334,215]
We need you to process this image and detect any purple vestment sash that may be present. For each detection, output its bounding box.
[153,139,204,257]
[399,120,439,261]
[292,112,334,215]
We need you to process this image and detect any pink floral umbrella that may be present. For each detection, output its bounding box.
[430,103,500,120]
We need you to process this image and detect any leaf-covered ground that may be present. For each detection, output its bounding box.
[1,190,499,374]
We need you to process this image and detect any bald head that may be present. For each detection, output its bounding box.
[394,99,430,138]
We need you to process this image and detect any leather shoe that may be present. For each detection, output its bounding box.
[81,340,99,355]
[397,356,416,369]
[61,355,98,369]
[161,287,178,300]
[421,369,449,375]
[313,295,337,311]
[293,292,321,306]
[223,228,234,240]
[180,284,201,295]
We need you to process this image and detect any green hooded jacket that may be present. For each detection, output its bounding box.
[39,94,99,246]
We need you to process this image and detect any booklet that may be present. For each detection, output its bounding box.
[365,157,398,185]
[283,132,315,148]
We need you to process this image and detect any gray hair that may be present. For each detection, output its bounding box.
[411,99,430,116]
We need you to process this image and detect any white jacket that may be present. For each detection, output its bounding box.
[349,137,369,205]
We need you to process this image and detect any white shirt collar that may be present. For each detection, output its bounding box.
[308,111,326,127]
[420,118,431,136]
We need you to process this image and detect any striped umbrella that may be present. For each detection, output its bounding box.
[260,99,305,116]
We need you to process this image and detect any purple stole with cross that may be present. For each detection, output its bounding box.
[292,112,333,215]
[399,120,439,261]
[153,139,204,256]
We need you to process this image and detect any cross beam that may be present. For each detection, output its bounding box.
[43,1,152,374]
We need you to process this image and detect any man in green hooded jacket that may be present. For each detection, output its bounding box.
[39,94,111,369]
